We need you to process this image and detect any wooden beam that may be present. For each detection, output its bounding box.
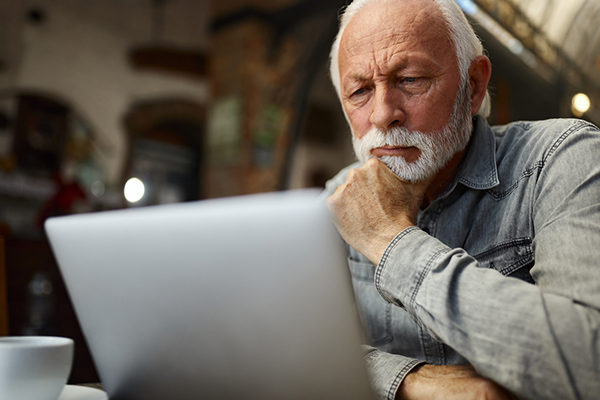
[129,46,207,80]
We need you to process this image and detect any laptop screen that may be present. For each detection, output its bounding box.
[46,189,374,400]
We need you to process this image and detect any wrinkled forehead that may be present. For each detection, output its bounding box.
[339,0,453,68]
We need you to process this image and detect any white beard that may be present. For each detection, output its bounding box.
[352,81,473,182]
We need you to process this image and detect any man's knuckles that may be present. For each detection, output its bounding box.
[346,168,361,182]
[327,183,358,210]
[364,157,381,169]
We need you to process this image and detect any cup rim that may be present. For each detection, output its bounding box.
[0,336,74,348]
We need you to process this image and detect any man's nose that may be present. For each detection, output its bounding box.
[369,86,405,130]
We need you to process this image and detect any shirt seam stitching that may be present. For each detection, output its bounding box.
[488,120,591,200]
[375,227,419,302]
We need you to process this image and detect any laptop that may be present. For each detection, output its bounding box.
[45,189,375,400]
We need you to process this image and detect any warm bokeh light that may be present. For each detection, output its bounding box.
[572,93,591,115]
[124,177,145,203]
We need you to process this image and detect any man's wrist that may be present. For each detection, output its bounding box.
[369,221,414,265]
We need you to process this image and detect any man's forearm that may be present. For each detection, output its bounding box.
[376,228,600,400]
[397,364,516,400]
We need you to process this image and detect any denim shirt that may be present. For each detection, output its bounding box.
[322,116,600,400]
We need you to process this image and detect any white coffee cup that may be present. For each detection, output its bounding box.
[0,336,74,400]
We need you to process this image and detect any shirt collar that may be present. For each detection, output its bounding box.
[449,115,500,192]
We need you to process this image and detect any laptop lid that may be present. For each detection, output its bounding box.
[45,189,374,400]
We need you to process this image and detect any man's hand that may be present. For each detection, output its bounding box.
[398,364,517,400]
[326,158,432,264]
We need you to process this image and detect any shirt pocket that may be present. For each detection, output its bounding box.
[473,237,535,284]
[347,258,393,346]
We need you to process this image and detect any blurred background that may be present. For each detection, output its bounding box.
[0,0,599,384]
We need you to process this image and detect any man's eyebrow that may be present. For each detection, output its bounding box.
[340,73,370,93]
[388,57,440,74]
[346,73,369,83]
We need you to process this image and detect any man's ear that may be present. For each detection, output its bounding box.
[468,55,492,115]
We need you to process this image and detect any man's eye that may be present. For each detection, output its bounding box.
[404,77,418,83]
[353,87,367,96]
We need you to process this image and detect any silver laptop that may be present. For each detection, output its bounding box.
[45,189,374,400]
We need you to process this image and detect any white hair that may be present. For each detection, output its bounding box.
[329,0,491,118]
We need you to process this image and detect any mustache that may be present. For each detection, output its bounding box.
[355,126,437,154]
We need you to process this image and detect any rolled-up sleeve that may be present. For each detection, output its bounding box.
[362,345,424,400]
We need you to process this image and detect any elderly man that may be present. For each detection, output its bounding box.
[324,0,600,399]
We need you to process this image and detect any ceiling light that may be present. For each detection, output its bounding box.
[572,93,591,116]
[124,178,145,203]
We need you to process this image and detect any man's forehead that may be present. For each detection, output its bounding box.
[339,0,449,61]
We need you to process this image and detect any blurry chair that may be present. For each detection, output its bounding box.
[0,236,8,335]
